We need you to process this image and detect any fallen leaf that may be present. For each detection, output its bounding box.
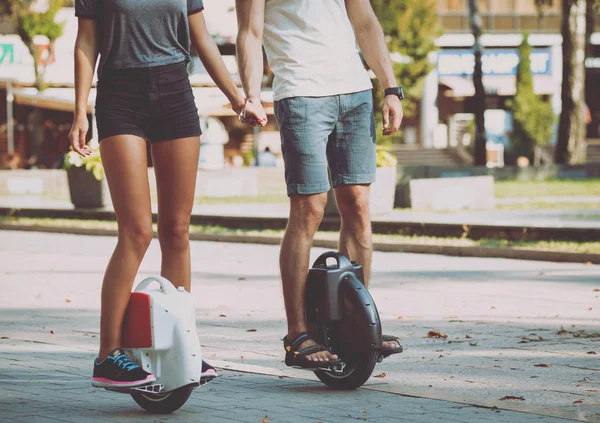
[573,400,583,404]
[219,314,227,318]
[240,356,244,359]
[554,314,560,318]
[587,351,597,355]
[359,410,366,414]
[538,336,544,341]
[428,385,433,387]
[469,342,478,346]
[65,298,71,303]
[584,262,592,265]
[518,340,528,344]
[491,306,496,309]
[534,363,552,367]
[260,416,269,423]
[557,327,569,335]
[593,289,600,292]
[397,316,404,319]
[582,377,592,383]
[238,277,247,281]
[426,330,448,339]
[246,329,257,332]
[588,307,593,311]
[50,330,55,334]
[1,336,8,339]
[374,373,387,378]
[439,354,445,358]
[499,396,525,401]
[537,272,544,276]
[465,335,472,339]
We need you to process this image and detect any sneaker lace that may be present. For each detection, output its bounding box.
[110,354,139,371]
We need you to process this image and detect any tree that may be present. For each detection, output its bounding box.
[468,0,487,166]
[371,0,440,140]
[2,0,65,91]
[556,0,587,164]
[508,34,555,160]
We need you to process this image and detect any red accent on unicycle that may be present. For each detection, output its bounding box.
[122,292,153,348]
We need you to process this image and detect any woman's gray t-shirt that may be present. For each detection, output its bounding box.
[75,0,204,77]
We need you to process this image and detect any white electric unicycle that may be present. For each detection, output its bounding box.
[105,276,205,413]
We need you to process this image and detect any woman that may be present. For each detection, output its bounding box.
[69,0,267,388]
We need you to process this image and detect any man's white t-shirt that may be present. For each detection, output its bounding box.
[263,0,373,101]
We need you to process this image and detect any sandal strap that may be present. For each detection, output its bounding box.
[383,334,399,342]
[296,344,327,356]
[283,332,310,352]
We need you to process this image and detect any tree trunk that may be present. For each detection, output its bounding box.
[468,0,487,166]
[555,0,587,164]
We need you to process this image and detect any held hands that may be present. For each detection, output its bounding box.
[68,114,92,157]
[234,97,268,127]
[382,95,403,136]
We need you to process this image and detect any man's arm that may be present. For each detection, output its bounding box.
[235,0,265,104]
[346,0,402,135]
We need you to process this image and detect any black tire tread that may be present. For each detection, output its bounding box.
[130,386,193,413]
[314,350,379,390]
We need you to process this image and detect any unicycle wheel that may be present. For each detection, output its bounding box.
[131,385,193,413]
[315,351,379,390]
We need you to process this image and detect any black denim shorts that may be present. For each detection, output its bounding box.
[95,61,202,143]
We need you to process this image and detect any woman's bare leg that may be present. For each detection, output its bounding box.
[98,135,153,361]
[151,136,201,292]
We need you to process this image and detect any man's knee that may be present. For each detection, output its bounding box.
[335,185,370,220]
[289,193,327,228]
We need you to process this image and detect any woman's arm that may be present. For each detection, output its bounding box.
[189,13,242,111]
[69,18,99,156]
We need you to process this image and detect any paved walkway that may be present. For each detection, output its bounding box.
[1,196,600,228]
[1,231,599,422]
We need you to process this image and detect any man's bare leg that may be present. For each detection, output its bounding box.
[280,193,338,362]
[335,184,400,351]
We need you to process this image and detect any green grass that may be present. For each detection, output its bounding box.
[494,179,600,198]
[1,217,598,254]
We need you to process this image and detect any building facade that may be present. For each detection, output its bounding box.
[417,0,600,151]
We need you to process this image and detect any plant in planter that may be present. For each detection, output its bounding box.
[63,140,106,208]
[325,146,398,216]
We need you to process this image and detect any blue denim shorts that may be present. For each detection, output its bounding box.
[274,89,376,196]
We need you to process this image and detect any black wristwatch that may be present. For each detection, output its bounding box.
[384,86,404,100]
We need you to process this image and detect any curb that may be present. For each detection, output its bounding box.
[1,206,599,242]
[2,223,599,264]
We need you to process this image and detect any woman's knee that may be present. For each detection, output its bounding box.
[158,219,190,251]
[118,221,154,253]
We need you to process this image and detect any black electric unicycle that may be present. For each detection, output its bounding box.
[304,251,386,390]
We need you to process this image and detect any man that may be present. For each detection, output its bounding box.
[236,0,404,368]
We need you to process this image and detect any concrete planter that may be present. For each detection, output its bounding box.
[66,166,106,208]
[325,167,398,217]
